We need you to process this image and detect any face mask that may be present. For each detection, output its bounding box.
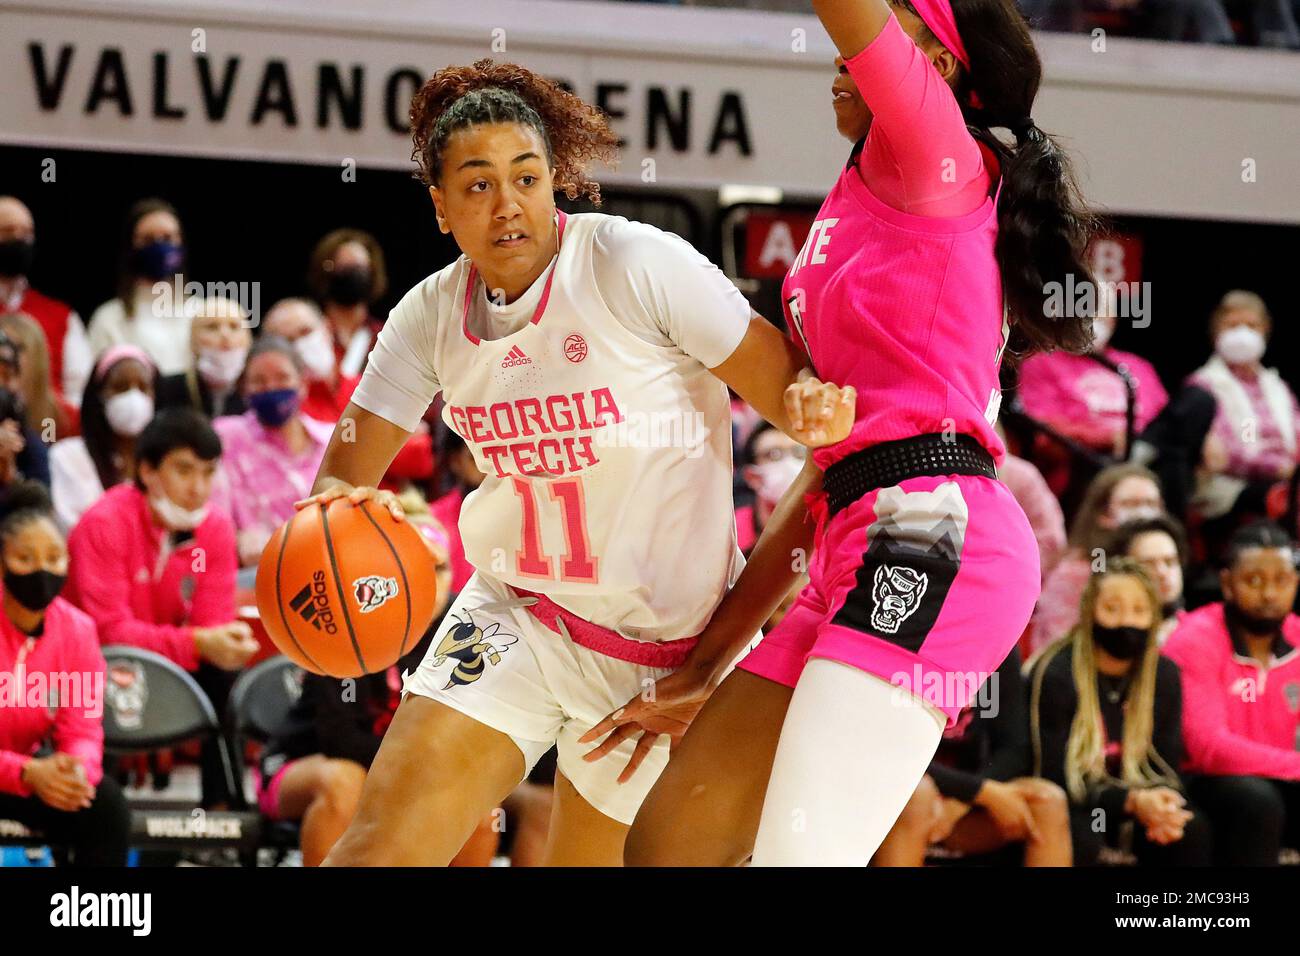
[1111,504,1161,526]
[131,240,185,281]
[294,328,336,381]
[0,239,35,279]
[1092,624,1149,660]
[1224,601,1286,638]
[3,568,66,612]
[195,346,248,388]
[749,457,803,506]
[104,388,154,437]
[249,388,301,428]
[1091,317,1113,352]
[1215,326,1266,366]
[150,493,209,532]
[326,266,372,306]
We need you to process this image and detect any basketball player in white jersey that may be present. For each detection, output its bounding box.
[301,60,852,866]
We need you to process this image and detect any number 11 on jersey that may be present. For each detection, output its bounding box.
[511,476,600,584]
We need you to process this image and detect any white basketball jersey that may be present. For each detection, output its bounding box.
[427,213,742,643]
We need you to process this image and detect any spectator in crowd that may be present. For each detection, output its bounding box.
[1027,463,1164,653]
[307,229,388,378]
[48,345,158,531]
[210,337,333,574]
[1027,558,1210,865]
[735,421,805,555]
[1163,521,1300,865]
[155,296,250,419]
[876,649,1072,866]
[1153,292,1300,557]
[1016,0,1086,33]
[430,429,485,596]
[0,481,130,865]
[1017,303,1168,462]
[262,297,357,424]
[996,420,1067,580]
[0,311,73,440]
[65,408,257,806]
[262,298,435,487]
[1108,513,1189,644]
[0,330,51,497]
[0,196,92,413]
[86,199,192,375]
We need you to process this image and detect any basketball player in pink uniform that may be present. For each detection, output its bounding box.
[295,60,851,866]
[596,0,1098,865]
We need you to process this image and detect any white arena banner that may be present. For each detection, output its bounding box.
[1,0,1298,224]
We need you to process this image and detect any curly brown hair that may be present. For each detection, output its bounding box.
[409,59,620,205]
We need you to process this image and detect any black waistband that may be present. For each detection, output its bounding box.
[822,433,997,517]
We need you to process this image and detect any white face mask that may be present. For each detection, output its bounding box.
[294,327,335,381]
[1091,317,1113,352]
[1215,325,1266,366]
[195,345,248,388]
[150,492,209,532]
[104,388,154,437]
[1111,504,1162,526]
[749,456,803,506]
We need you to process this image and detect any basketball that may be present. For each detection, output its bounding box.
[255,498,440,678]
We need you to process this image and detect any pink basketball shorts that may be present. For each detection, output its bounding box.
[738,473,1040,727]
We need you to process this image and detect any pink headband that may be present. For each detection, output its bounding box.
[911,0,970,69]
[94,344,155,380]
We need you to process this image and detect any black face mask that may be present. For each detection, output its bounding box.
[0,239,35,279]
[1160,597,1184,620]
[4,569,66,612]
[1224,601,1286,638]
[1092,624,1149,660]
[326,266,372,306]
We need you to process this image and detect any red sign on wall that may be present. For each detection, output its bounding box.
[1088,231,1144,287]
[742,210,816,279]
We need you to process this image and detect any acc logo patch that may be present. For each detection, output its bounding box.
[352,575,399,613]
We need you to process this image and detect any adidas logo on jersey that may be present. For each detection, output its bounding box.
[502,346,533,368]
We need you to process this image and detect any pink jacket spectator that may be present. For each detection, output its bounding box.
[430,487,474,594]
[1162,603,1300,780]
[1026,553,1091,655]
[0,596,106,796]
[999,452,1066,580]
[1018,347,1168,451]
[65,483,238,671]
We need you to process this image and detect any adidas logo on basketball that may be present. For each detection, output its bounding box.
[289,570,339,634]
[501,346,532,368]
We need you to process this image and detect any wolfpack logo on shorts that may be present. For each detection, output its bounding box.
[836,481,970,652]
[871,564,928,633]
[431,610,519,689]
[353,575,399,613]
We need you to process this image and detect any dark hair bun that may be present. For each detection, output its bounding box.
[4,480,52,516]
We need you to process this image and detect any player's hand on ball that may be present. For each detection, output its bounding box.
[294,483,405,522]
[578,668,713,784]
[785,369,856,448]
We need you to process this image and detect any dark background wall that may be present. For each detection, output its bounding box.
[1,143,1297,395]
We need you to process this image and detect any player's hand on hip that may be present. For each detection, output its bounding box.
[784,369,856,448]
[577,668,712,784]
[294,484,405,522]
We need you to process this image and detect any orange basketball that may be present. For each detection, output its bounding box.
[255,498,440,678]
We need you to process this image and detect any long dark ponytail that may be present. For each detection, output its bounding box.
[904,0,1098,356]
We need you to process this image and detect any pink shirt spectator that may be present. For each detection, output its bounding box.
[1018,347,1168,451]
[1163,603,1300,780]
[430,487,474,594]
[1188,361,1300,483]
[65,484,238,671]
[1026,552,1091,655]
[0,596,106,796]
[999,452,1067,579]
[210,411,334,543]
